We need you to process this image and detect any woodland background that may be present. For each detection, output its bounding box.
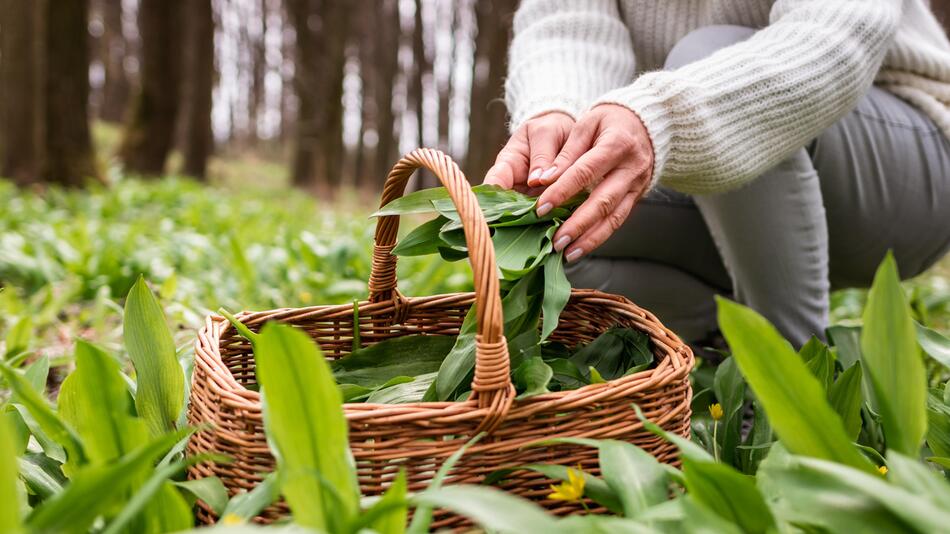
[0,0,518,193]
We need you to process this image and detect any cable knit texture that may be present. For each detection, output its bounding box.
[505,0,950,194]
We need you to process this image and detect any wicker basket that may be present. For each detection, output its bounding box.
[186,148,694,528]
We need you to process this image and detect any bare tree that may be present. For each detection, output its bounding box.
[180,0,215,179]
[372,0,400,187]
[465,0,516,183]
[118,0,183,175]
[94,0,133,123]
[0,0,41,185]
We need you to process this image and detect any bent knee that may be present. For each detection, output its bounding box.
[664,25,757,70]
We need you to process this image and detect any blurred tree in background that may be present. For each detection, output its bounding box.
[0,0,520,190]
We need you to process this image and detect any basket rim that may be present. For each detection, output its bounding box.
[192,288,694,422]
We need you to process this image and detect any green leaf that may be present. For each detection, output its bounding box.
[492,225,549,274]
[0,363,85,467]
[21,356,49,397]
[716,297,875,473]
[549,437,668,519]
[827,325,863,369]
[916,323,950,369]
[0,415,21,533]
[495,463,623,514]
[254,323,359,532]
[220,473,280,524]
[885,451,950,510]
[681,458,776,534]
[636,404,713,462]
[391,217,451,257]
[17,453,65,500]
[123,276,184,437]
[433,333,476,401]
[541,251,570,341]
[26,428,188,533]
[361,469,408,534]
[570,328,653,382]
[9,405,65,463]
[927,392,950,458]
[712,358,745,466]
[173,476,230,516]
[829,362,864,441]
[762,455,950,533]
[373,187,452,216]
[512,357,553,399]
[331,335,454,388]
[739,401,773,474]
[407,433,484,534]
[413,485,560,534]
[801,338,834,393]
[4,316,31,360]
[860,253,928,456]
[364,373,436,404]
[57,340,148,464]
[490,207,570,228]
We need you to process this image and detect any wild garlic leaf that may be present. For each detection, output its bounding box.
[391,217,451,257]
[540,251,570,341]
[513,357,553,399]
[331,335,455,388]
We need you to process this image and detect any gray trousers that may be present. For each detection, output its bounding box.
[566,26,950,347]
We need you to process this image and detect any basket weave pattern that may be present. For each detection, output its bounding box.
[186,149,694,528]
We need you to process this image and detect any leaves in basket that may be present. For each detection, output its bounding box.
[512,357,553,399]
[569,327,654,382]
[541,251,570,341]
[331,335,456,388]
[390,217,450,257]
[365,372,437,404]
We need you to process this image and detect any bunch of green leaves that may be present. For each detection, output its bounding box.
[0,277,231,532]
[480,253,950,533]
[374,184,644,402]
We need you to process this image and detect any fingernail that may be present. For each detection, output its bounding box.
[566,248,584,263]
[554,235,571,252]
[540,166,557,181]
[529,168,542,181]
[536,202,552,217]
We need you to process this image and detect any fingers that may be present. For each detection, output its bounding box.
[484,130,529,188]
[564,192,638,262]
[535,143,620,216]
[551,169,632,251]
[525,123,562,187]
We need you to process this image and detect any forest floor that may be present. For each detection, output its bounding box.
[1,122,948,369]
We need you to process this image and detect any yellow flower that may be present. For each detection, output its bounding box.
[221,513,244,525]
[299,290,312,303]
[548,465,586,502]
[879,465,888,475]
[709,403,724,421]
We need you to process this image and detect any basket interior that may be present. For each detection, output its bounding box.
[217,293,656,390]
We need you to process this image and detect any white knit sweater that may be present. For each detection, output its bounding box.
[505,0,950,193]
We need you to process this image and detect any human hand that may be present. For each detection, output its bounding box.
[534,104,654,262]
[483,111,575,195]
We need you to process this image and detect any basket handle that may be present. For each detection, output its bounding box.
[368,148,514,433]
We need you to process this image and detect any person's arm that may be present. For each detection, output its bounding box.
[486,0,635,190]
[592,0,902,194]
[531,0,903,264]
[505,0,635,129]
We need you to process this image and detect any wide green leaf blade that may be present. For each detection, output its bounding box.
[885,451,950,509]
[860,253,928,456]
[26,428,187,532]
[17,453,65,500]
[512,357,553,399]
[681,458,775,534]
[123,276,184,437]
[0,415,21,533]
[712,357,745,466]
[57,340,148,464]
[0,363,85,467]
[363,469,407,534]
[413,485,561,534]
[927,392,950,458]
[541,252,570,341]
[331,335,454,388]
[549,437,668,518]
[716,297,874,473]
[829,362,864,441]
[391,216,451,257]
[372,187,450,216]
[219,473,280,524]
[764,455,950,533]
[916,323,950,369]
[173,476,230,516]
[254,323,359,532]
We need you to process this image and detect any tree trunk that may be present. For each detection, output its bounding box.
[0,0,41,185]
[118,0,182,176]
[317,0,349,188]
[287,0,318,186]
[250,0,268,142]
[354,0,377,188]
[465,0,516,183]
[41,0,100,186]
[180,0,215,179]
[437,2,459,153]
[97,0,132,123]
[373,0,400,188]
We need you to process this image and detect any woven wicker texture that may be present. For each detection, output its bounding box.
[186,148,694,528]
